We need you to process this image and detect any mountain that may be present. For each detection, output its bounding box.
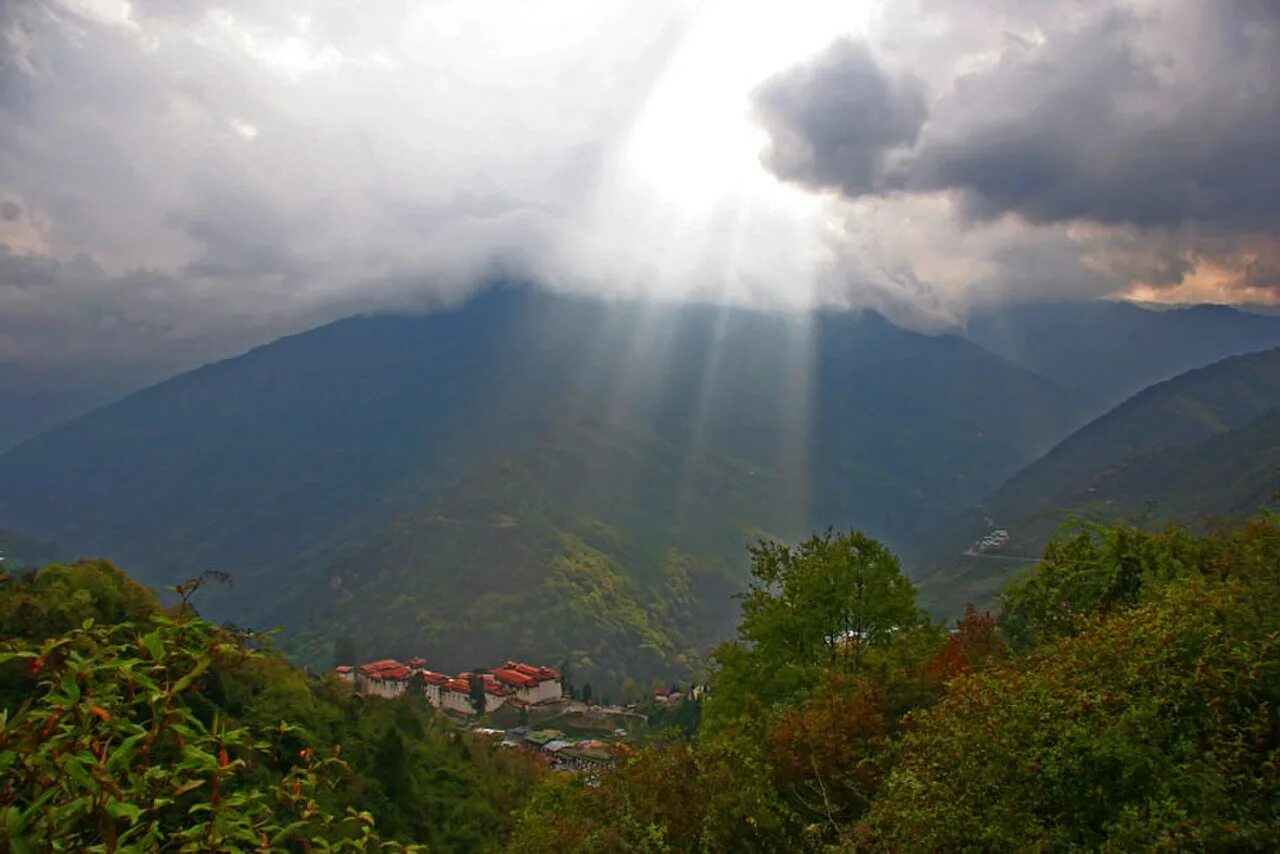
[0,287,1091,683]
[0,381,122,453]
[0,528,65,571]
[962,301,1280,411]
[918,347,1280,617]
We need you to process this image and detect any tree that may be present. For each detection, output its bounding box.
[1001,521,1206,647]
[703,530,927,739]
[738,529,923,670]
[928,605,1005,683]
[620,677,638,705]
[468,673,487,716]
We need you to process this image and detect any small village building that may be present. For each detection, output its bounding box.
[493,661,563,704]
[482,676,513,713]
[558,747,615,772]
[356,659,413,699]
[440,678,476,716]
[350,655,561,715]
[523,731,556,749]
[419,670,449,707]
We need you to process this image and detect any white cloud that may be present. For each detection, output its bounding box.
[0,0,1274,382]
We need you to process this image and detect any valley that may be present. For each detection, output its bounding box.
[1,290,1278,689]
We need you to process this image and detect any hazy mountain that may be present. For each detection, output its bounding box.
[963,302,1280,411]
[0,382,123,453]
[918,347,1280,617]
[0,287,1091,681]
[0,528,66,571]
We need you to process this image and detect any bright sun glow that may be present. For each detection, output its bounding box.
[583,0,873,308]
[624,1,870,215]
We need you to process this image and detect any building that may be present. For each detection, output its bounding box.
[355,659,413,699]
[347,655,561,715]
[440,676,514,717]
[493,661,563,705]
[440,678,476,716]
[449,672,513,716]
[419,670,449,707]
[558,746,615,772]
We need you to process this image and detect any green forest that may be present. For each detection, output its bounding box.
[3,513,1278,850]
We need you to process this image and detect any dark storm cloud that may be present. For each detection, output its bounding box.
[750,0,1280,317]
[910,6,1280,230]
[753,39,925,197]
[756,1,1280,232]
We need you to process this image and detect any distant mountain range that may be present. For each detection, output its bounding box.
[918,346,1280,617]
[1,288,1278,683]
[962,301,1280,411]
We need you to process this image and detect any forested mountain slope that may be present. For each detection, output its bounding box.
[918,347,1280,616]
[0,288,1090,681]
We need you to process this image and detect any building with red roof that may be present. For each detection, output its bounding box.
[495,661,563,704]
[355,658,416,699]
[347,655,563,712]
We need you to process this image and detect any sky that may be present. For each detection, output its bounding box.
[0,0,1277,389]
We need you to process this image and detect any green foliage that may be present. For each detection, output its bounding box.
[514,530,944,851]
[704,530,928,738]
[741,530,922,662]
[0,612,389,850]
[859,516,1280,850]
[513,516,1280,852]
[6,509,1277,850]
[0,560,544,851]
[1003,518,1223,647]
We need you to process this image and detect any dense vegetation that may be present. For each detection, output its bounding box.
[0,563,542,851]
[3,515,1276,849]
[512,515,1280,851]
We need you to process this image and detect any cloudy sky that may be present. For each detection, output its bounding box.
[0,0,1276,388]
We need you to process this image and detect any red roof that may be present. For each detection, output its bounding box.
[407,657,427,668]
[419,670,449,685]
[483,676,512,696]
[503,661,561,683]
[360,659,412,680]
[445,679,470,692]
[334,665,353,674]
[494,668,537,688]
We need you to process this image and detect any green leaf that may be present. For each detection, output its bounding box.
[106,800,142,825]
[141,630,165,661]
[271,820,309,845]
[170,656,211,696]
[59,673,80,704]
[172,778,205,797]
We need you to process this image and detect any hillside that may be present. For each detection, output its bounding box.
[0,560,543,850]
[918,347,1280,616]
[0,528,65,571]
[962,301,1280,411]
[0,288,1091,682]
